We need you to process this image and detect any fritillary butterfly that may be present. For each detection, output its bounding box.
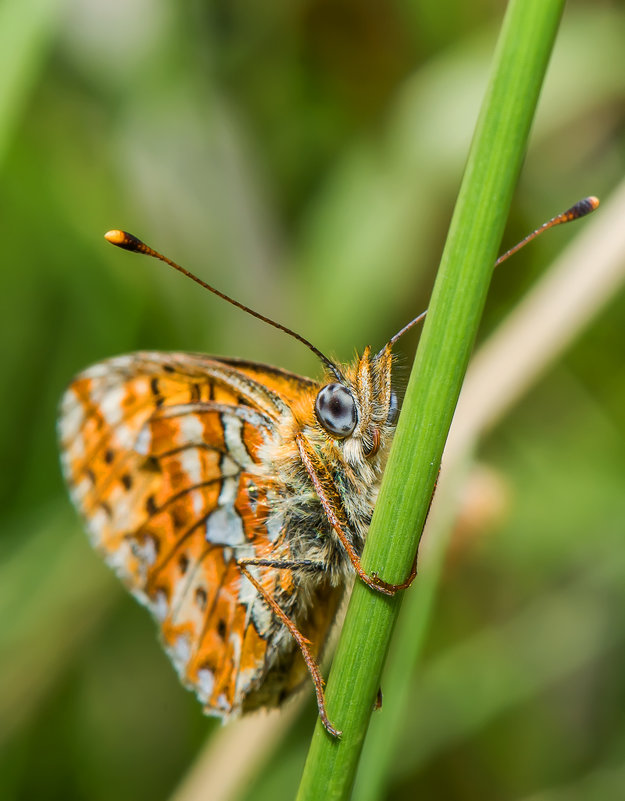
[58,198,598,737]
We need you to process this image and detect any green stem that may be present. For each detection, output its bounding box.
[352,463,468,801]
[295,1,566,799]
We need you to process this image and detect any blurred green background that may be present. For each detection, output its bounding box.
[1,1,624,799]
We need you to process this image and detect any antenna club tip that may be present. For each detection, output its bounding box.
[573,196,600,218]
[104,229,145,252]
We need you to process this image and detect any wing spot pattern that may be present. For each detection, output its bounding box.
[59,352,328,719]
[195,587,208,611]
[205,475,245,546]
[151,589,169,622]
[197,668,215,701]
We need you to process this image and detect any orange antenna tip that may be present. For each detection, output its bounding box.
[104,230,145,252]
[562,196,600,222]
[579,196,600,214]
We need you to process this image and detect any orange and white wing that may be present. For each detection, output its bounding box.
[58,351,317,716]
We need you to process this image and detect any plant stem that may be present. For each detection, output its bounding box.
[295,1,566,799]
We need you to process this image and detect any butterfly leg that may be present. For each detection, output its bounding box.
[368,549,417,594]
[296,437,441,596]
[237,558,341,738]
[295,438,398,595]
[369,465,441,592]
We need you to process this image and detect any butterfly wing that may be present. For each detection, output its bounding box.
[58,351,320,716]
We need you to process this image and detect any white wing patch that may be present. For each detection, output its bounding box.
[205,476,245,546]
[222,415,255,469]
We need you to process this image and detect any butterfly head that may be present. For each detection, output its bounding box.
[314,345,397,461]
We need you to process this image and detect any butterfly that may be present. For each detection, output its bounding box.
[58,198,598,738]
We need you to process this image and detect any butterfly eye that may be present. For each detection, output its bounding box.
[315,384,358,438]
[387,391,399,425]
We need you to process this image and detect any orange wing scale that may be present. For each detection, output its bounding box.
[59,351,320,717]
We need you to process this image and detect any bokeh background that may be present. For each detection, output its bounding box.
[1,1,624,799]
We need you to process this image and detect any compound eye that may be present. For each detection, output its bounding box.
[387,391,399,425]
[315,383,358,438]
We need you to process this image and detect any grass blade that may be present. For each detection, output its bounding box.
[296,1,566,798]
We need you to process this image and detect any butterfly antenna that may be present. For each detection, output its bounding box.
[105,230,345,382]
[384,196,600,351]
